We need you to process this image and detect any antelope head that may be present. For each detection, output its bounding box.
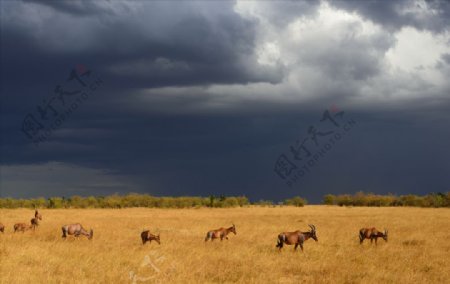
[309,224,318,242]
[89,229,94,240]
[156,234,161,244]
[383,229,388,242]
[35,210,42,220]
[231,224,237,235]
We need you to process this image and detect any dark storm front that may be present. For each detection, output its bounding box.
[274,106,357,187]
[21,65,103,147]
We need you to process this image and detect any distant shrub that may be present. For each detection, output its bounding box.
[323,194,334,205]
[253,200,274,206]
[322,192,450,208]
[284,196,307,207]
[48,197,64,209]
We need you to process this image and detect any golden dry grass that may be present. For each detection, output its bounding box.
[0,206,449,283]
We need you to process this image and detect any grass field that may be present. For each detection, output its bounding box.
[0,206,449,283]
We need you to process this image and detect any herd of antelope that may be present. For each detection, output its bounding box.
[0,210,389,251]
[11,209,42,233]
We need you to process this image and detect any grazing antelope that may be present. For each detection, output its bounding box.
[141,230,160,245]
[359,227,388,245]
[0,223,4,233]
[62,223,93,240]
[205,224,236,242]
[276,224,318,251]
[14,223,33,233]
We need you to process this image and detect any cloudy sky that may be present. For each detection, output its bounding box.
[1,0,449,203]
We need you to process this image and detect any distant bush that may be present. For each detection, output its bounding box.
[322,192,450,208]
[48,197,65,209]
[284,196,307,207]
[0,194,250,209]
[253,200,274,206]
[323,194,335,205]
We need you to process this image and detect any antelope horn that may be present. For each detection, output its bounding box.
[308,224,315,231]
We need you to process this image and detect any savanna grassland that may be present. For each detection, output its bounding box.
[0,206,449,283]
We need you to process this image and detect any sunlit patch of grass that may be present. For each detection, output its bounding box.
[0,206,449,283]
[402,240,426,246]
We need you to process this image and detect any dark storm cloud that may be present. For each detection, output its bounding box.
[4,0,282,89]
[24,0,126,16]
[1,1,449,202]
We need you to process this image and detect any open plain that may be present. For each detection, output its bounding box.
[0,206,449,283]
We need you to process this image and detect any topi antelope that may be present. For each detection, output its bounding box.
[0,223,4,233]
[276,224,318,251]
[141,230,160,245]
[14,223,33,233]
[30,218,39,230]
[359,227,388,245]
[35,209,42,221]
[205,224,236,242]
[62,223,93,240]
[29,209,42,230]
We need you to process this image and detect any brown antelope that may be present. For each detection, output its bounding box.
[30,218,39,230]
[35,209,42,221]
[141,230,160,245]
[359,227,388,245]
[0,222,4,233]
[29,209,42,230]
[276,224,318,251]
[62,223,93,240]
[14,223,33,233]
[205,224,236,242]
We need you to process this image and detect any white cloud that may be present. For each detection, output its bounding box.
[129,1,450,114]
[385,27,450,85]
[230,1,450,108]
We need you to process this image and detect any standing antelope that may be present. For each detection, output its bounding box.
[359,227,388,245]
[14,223,33,233]
[30,218,39,230]
[35,209,42,221]
[141,230,160,245]
[205,224,236,242]
[276,224,318,251]
[0,222,4,233]
[62,223,93,240]
[29,209,42,230]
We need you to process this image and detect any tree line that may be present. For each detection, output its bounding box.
[0,194,308,209]
[0,192,448,208]
[0,194,247,209]
[323,192,450,207]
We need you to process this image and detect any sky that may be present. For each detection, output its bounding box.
[0,0,449,203]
